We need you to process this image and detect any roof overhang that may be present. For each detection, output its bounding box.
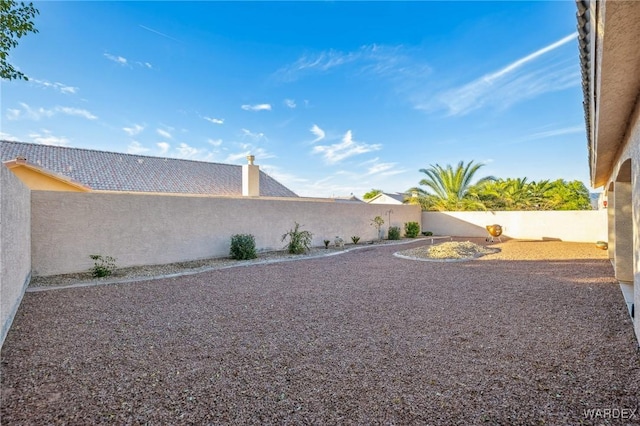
[3,159,92,192]
[579,0,640,188]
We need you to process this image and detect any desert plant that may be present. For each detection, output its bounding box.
[229,234,257,260]
[371,215,384,240]
[89,254,116,278]
[324,239,330,249]
[388,226,401,240]
[404,222,420,238]
[282,222,313,254]
[422,231,433,236]
[351,236,360,244]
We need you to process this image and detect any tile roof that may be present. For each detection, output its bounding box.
[1,141,298,197]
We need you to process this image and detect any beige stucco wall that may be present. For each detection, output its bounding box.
[421,210,607,242]
[31,192,421,276]
[1,165,31,348]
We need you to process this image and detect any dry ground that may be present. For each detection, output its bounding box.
[2,239,639,425]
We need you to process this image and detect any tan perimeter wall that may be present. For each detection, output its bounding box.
[1,166,31,348]
[31,191,421,276]
[422,210,607,242]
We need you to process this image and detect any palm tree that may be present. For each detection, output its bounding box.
[418,161,495,211]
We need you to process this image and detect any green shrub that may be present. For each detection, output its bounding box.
[404,222,420,238]
[89,254,116,278]
[422,231,433,236]
[323,239,331,249]
[351,236,360,244]
[282,222,313,254]
[388,226,401,240]
[230,234,257,260]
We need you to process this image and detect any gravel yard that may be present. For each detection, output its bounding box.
[2,239,639,424]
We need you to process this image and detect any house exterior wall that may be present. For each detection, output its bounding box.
[30,191,421,276]
[421,210,607,242]
[0,165,31,348]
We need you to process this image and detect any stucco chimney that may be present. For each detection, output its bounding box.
[242,155,260,196]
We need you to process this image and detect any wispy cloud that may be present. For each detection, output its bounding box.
[104,52,152,69]
[208,138,223,147]
[157,128,172,139]
[422,33,579,116]
[139,24,180,42]
[512,125,584,144]
[312,130,381,164]
[241,103,272,112]
[31,78,78,94]
[204,116,224,124]
[123,124,145,136]
[29,129,70,146]
[0,131,20,141]
[310,124,325,143]
[6,103,97,120]
[224,144,275,163]
[241,128,267,142]
[57,107,98,120]
[104,53,128,66]
[275,44,430,83]
[127,141,150,154]
[284,99,296,108]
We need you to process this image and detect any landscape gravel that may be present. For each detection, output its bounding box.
[2,238,639,425]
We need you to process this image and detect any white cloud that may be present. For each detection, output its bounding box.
[0,131,20,141]
[224,145,275,163]
[6,103,97,121]
[127,141,150,154]
[57,107,97,120]
[156,128,172,139]
[104,53,128,65]
[312,130,382,164]
[241,103,272,112]
[425,33,579,116]
[310,124,325,143]
[31,78,78,94]
[204,116,224,124]
[175,142,200,159]
[284,99,296,108]
[241,128,267,142]
[208,138,222,147]
[28,130,70,146]
[123,124,144,136]
[157,142,170,155]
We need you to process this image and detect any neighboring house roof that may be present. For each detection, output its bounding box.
[1,141,298,197]
[366,192,406,204]
[332,195,364,203]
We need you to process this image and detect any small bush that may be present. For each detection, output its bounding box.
[422,231,433,236]
[351,236,360,244]
[89,254,116,278]
[323,239,331,249]
[404,222,420,238]
[230,234,257,260]
[282,222,313,254]
[388,226,401,240]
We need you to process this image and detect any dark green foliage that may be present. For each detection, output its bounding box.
[388,226,401,240]
[89,254,116,278]
[323,239,330,249]
[230,234,257,260]
[282,222,313,254]
[351,236,360,244]
[1,0,40,80]
[404,222,420,238]
[422,231,433,236]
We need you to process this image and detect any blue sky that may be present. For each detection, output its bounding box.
[1,1,589,197]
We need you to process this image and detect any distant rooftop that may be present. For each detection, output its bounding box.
[1,141,297,197]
